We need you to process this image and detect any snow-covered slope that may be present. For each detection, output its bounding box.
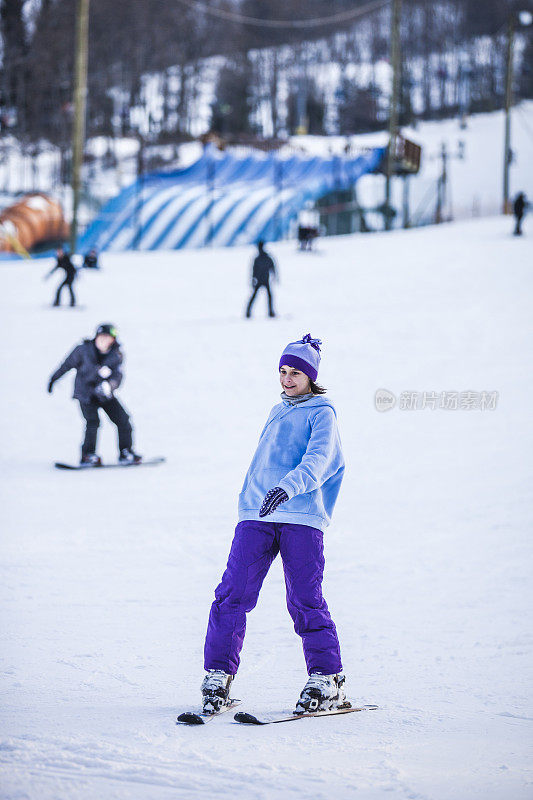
[0,216,532,799]
[293,101,533,225]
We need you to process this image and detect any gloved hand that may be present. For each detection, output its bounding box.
[93,380,113,402]
[259,487,289,517]
[47,379,55,394]
[98,366,112,379]
[252,277,258,288]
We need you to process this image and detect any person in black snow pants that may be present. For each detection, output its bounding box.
[246,241,277,318]
[513,192,527,236]
[45,247,78,307]
[47,323,141,466]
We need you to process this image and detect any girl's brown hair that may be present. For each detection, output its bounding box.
[310,379,326,395]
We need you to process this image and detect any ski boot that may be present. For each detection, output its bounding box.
[119,448,142,464]
[79,453,102,467]
[294,673,349,715]
[201,669,234,714]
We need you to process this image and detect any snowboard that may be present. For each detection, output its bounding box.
[54,457,165,470]
[177,700,241,725]
[234,703,378,725]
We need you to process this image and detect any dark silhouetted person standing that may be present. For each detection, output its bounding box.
[46,247,77,306]
[513,192,527,236]
[246,241,276,318]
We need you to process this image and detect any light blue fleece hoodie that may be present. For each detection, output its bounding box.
[238,395,345,532]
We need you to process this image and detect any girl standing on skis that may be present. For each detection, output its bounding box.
[201,333,347,715]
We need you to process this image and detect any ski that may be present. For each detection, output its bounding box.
[234,703,378,725]
[177,700,241,725]
[54,457,165,470]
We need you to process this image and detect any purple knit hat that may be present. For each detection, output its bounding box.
[279,333,322,381]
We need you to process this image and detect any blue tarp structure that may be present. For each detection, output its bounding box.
[80,145,385,252]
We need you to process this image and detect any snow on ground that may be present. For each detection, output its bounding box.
[0,217,532,800]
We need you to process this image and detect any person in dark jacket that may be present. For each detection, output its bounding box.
[83,248,99,269]
[246,241,277,318]
[47,323,141,466]
[45,247,78,307]
[513,192,527,236]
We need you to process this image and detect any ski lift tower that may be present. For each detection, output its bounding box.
[378,133,422,228]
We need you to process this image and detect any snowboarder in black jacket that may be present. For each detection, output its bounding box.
[45,247,78,307]
[513,192,527,236]
[246,241,277,318]
[47,323,141,466]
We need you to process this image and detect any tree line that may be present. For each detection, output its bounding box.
[1,0,532,146]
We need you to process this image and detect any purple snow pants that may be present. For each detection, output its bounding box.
[204,520,342,676]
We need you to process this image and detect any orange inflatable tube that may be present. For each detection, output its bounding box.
[0,193,70,253]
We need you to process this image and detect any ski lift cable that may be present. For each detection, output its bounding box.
[173,0,392,29]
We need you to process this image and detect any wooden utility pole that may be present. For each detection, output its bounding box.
[385,0,402,231]
[70,0,90,253]
[402,175,409,228]
[435,143,448,224]
[133,133,145,250]
[503,13,515,215]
